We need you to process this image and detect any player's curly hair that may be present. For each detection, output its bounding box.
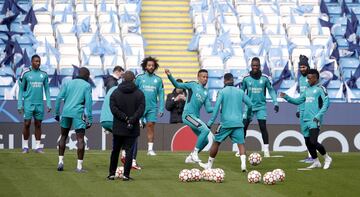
[140,56,159,71]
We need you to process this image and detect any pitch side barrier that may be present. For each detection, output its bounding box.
[0,101,359,152]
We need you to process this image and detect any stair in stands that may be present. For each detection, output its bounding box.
[141,0,199,95]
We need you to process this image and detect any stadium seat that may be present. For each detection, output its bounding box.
[50,87,60,98]
[230,69,248,79]
[60,68,74,76]
[208,89,219,102]
[327,6,342,15]
[41,67,56,76]
[326,80,342,89]
[342,68,353,80]
[0,67,15,76]
[226,57,247,69]
[280,80,295,89]
[103,55,125,68]
[0,76,13,86]
[351,89,360,102]
[339,58,360,69]
[208,69,224,78]
[327,89,346,103]
[201,57,224,69]
[88,68,104,77]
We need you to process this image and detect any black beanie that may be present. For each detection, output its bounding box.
[298,55,310,68]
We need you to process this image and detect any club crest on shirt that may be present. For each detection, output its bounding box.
[313,89,317,94]
[259,79,263,84]
[40,74,44,78]
[154,78,157,83]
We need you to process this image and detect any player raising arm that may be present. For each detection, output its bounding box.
[165,68,213,163]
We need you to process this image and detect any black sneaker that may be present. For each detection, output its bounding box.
[107,175,116,180]
[123,176,134,181]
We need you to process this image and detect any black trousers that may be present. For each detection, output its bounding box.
[243,119,269,144]
[109,135,136,178]
[305,128,326,159]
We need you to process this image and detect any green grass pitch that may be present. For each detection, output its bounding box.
[0,150,359,197]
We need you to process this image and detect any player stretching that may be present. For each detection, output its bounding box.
[280,69,332,169]
[55,67,93,172]
[199,73,252,172]
[17,55,51,153]
[165,68,213,163]
[241,57,279,157]
[135,56,165,156]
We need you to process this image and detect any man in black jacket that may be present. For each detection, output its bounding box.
[107,71,145,181]
[165,79,186,123]
[104,66,124,93]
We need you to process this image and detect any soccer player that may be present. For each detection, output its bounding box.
[199,73,252,172]
[135,56,165,156]
[100,86,117,133]
[241,57,279,157]
[280,69,332,169]
[297,55,313,163]
[165,68,213,163]
[17,55,51,153]
[55,67,93,172]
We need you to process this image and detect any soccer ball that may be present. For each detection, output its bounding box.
[248,152,262,166]
[272,169,286,182]
[115,166,124,178]
[191,168,202,181]
[263,172,276,185]
[214,168,225,176]
[201,169,213,181]
[179,169,192,182]
[247,170,262,183]
[211,169,225,183]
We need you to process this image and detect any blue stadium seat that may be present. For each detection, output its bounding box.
[50,87,60,98]
[339,58,360,69]
[208,69,224,78]
[230,69,248,78]
[0,87,7,99]
[41,67,56,75]
[327,89,346,103]
[208,78,224,89]
[89,68,104,77]
[336,38,349,48]
[0,66,14,76]
[15,35,33,45]
[356,79,360,88]
[10,23,31,34]
[327,6,342,15]
[0,34,8,42]
[273,69,283,80]
[60,68,74,76]
[351,89,360,102]
[332,25,346,37]
[280,80,295,89]
[0,24,8,31]
[327,80,342,89]
[208,89,219,102]
[335,16,348,25]
[351,6,360,14]
[0,76,13,86]
[342,68,353,80]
